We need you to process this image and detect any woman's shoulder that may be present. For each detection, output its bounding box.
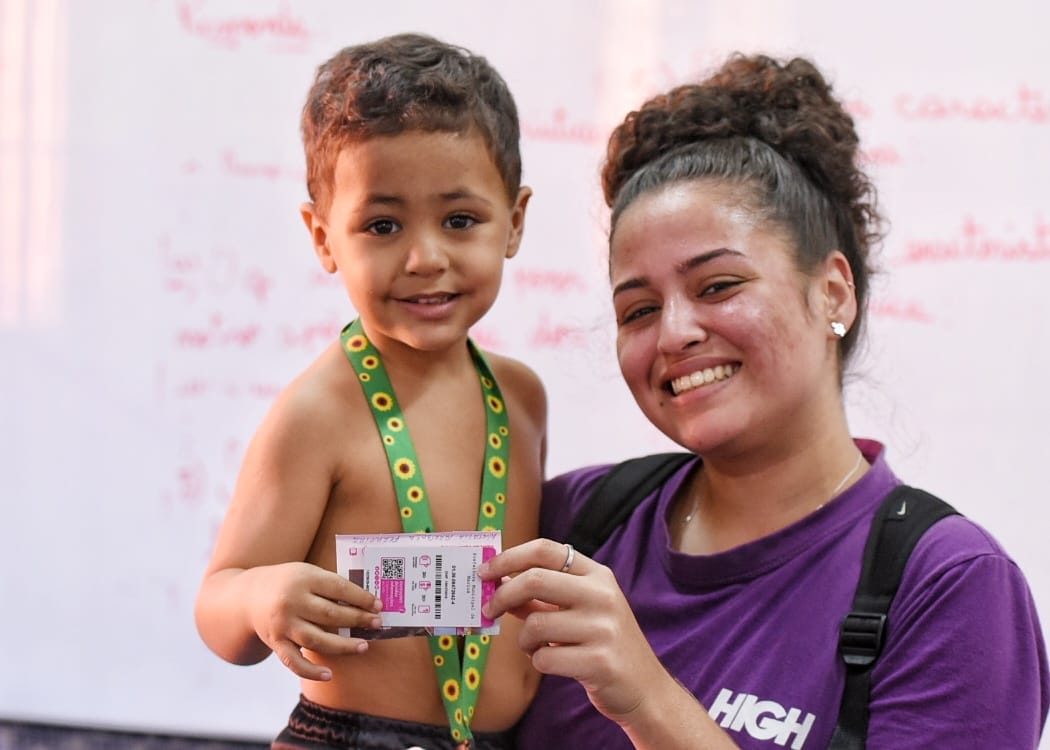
[903,506,1025,587]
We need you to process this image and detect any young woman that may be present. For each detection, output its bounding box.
[480,54,1049,749]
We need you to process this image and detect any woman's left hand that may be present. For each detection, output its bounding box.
[478,538,669,723]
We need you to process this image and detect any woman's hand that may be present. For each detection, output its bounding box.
[479,538,668,722]
[244,561,383,681]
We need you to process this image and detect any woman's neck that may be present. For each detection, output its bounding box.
[673,425,866,555]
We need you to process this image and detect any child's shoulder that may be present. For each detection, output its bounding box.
[483,351,545,401]
[483,351,546,427]
[265,340,368,431]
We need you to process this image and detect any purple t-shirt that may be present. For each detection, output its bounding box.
[516,440,1049,749]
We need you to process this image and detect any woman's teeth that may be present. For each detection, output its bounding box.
[670,364,737,395]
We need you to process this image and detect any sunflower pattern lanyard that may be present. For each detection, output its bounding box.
[341,318,510,748]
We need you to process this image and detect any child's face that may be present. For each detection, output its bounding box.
[303,129,530,354]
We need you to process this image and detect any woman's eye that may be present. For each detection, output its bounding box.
[445,214,477,230]
[621,305,658,324]
[700,280,740,297]
[366,219,399,235]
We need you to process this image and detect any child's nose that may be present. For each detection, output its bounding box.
[403,233,450,275]
[657,296,709,353]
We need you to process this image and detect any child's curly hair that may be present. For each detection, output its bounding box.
[301,33,522,215]
[602,54,883,365]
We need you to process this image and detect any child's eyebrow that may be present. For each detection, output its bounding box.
[439,189,494,206]
[357,190,494,207]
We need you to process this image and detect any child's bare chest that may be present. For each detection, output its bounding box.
[309,388,490,567]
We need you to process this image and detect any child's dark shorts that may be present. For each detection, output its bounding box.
[271,695,516,750]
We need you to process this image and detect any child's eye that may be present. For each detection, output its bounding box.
[445,214,478,230]
[366,219,400,235]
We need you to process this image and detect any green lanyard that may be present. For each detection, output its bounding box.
[341,318,510,747]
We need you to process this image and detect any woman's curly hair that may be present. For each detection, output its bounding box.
[602,54,883,365]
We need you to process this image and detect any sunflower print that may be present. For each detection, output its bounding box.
[394,458,416,480]
[345,334,368,352]
[339,318,509,746]
[443,679,460,701]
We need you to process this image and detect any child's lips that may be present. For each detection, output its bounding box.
[399,292,458,304]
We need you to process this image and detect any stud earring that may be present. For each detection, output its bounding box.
[830,321,847,338]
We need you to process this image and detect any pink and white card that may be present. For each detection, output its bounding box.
[335,530,500,640]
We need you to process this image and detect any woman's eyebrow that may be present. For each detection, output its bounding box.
[674,247,742,274]
[614,248,744,298]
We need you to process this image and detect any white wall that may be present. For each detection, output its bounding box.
[1,0,1048,741]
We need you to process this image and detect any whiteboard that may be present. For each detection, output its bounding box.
[1,0,1048,742]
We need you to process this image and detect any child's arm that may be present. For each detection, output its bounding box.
[194,380,381,682]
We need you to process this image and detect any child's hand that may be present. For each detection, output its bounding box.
[247,561,382,681]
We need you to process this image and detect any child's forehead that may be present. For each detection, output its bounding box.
[332,128,505,195]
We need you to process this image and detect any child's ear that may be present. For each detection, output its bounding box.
[504,186,533,260]
[300,202,337,273]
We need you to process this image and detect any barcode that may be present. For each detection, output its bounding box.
[434,554,443,620]
[381,557,405,579]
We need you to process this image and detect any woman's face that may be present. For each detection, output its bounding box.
[610,180,845,459]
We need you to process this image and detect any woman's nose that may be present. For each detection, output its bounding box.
[657,297,708,353]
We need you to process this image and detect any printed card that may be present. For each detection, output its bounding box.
[335,530,500,640]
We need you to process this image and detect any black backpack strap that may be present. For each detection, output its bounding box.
[566,452,694,557]
[829,485,959,750]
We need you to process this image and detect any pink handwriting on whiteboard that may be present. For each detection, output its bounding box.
[175,312,261,349]
[870,298,934,324]
[176,0,311,51]
[895,86,1049,124]
[222,149,304,183]
[529,315,587,349]
[513,268,589,293]
[522,109,603,145]
[897,216,1050,264]
[159,237,274,304]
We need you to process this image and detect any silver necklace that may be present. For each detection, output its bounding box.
[682,451,865,526]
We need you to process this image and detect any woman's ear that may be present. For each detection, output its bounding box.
[823,250,857,336]
[300,202,337,274]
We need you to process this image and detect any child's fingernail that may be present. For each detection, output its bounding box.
[319,669,332,681]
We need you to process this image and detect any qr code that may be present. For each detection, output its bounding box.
[381,557,405,579]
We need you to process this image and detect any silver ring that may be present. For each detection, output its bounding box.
[559,543,575,573]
